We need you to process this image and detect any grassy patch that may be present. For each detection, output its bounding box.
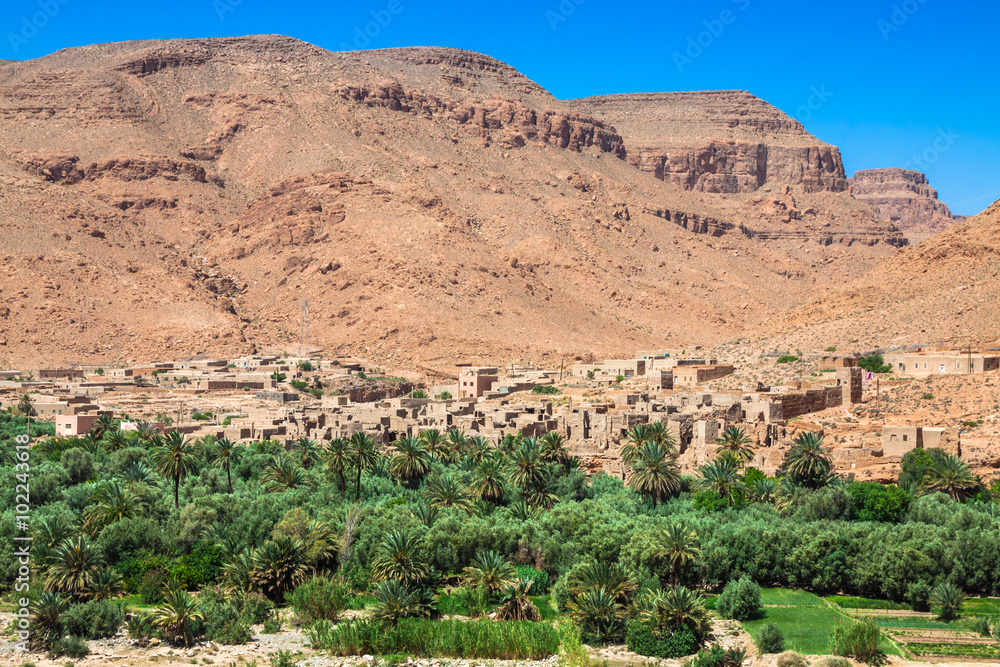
[963,598,1000,615]
[530,595,559,622]
[759,588,825,606]
[743,606,843,654]
[905,642,1000,659]
[871,616,959,631]
[826,596,910,611]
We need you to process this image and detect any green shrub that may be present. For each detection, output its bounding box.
[60,448,94,484]
[532,385,559,395]
[287,576,351,623]
[907,581,932,611]
[138,567,169,604]
[262,617,283,634]
[776,356,799,364]
[715,577,762,621]
[269,650,298,667]
[452,585,491,619]
[687,644,745,667]
[847,483,912,523]
[409,390,429,399]
[514,565,550,593]
[931,582,965,621]
[829,617,884,665]
[625,620,698,659]
[858,354,892,374]
[47,635,89,659]
[60,600,125,639]
[125,611,162,646]
[693,490,729,512]
[307,618,558,660]
[754,622,785,654]
[198,595,252,645]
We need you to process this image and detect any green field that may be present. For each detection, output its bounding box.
[743,606,844,654]
[759,588,825,606]
[869,616,959,631]
[962,598,1000,615]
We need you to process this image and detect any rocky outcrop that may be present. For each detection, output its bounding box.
[19,154,225,187]
[849,169,961,242]
[337,82,626,158]
[567,91,848,193]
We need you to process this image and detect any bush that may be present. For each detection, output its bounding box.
[625,621,699,659]
[906,581,931,612]
[776,356,799,364]
[829,617,884,665]
[754,622,785,654]
[532,385,559,395]
[138,567,169,604]
[60,448,94,485]
[715,577,762,621]
[60,600,125,639]
[848,483,912,523]
[858,354,892,374]
[776,652,808,667]
[287,576,351,623]
[126,611,162,646]
[514,565,550,593]
[263,617,283,634]
[931,582,965,621]
[307,618,558,660]
[47,635,89,659]
[687,645,746,667]
[693,490,729,512]
[813,659,852,667]
[199,596,252,645]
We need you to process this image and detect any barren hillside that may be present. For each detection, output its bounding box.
[757,199,1000,351]
[0,37,905,370]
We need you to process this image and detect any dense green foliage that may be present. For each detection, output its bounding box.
[625,621,699,658]
[3,409,999,655]
[858,355,893,374]
[755,622,785,653]
[828,617,885,665]
[715,577,762,621]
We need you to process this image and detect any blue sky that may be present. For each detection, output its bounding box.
[5,0,997,215]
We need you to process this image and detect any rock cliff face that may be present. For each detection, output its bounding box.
[567,91,848,193]
[849,169,962,243]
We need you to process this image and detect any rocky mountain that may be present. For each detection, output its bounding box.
[758,199,1000,351]
[0,37,906,369]
[849,168,963,243]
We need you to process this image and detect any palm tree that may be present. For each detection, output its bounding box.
[930,582,966,621]
[540,432,570,464]
[507,500,537,521]
[221,550,255,594]
[151,430,199,509]
[90,567,125,600]
[782,431,832,488]
[102,429,129,453]
[446,428,469,460]
[77,432,104,454]
[46,536,103,597]
[470,455,508,503]
[647,421,678,452]
[566,586,624,640]
[371,579,426,624]
[716,426,755,465]
[133,420,161,443]
[119,460,156,488]
[30,592,68,646]
[150,586,203,645]
[621,424,651,466]
[324,438,353,500]
[925,454,979,500]
[652,523,702,585]
[251,537,309,602]
[207,437,240,493]
[349,432,379,501]
[696,456,746,506]
[425,474,473,511]
[466,435,492,463]
[389,436,431,485]
[495,577,541,621]
[525,464,561,509]
[638,585,710,638]
[410,502,440,527]
[567,562,637,604]
[83,480,148,535]
[371,530,429,585]
[293,437,323,469]
[746,477,778,504]
[627,441,681,506]
[261,455,311,493]
[91,414,117,441]
[507,437,544,493]
[418,429,449,461]
[18,393,34,417]
[462,551,517,593]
